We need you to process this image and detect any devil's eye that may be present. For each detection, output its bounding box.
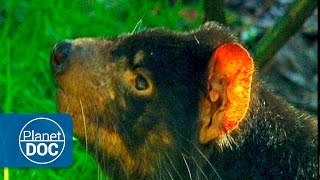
[134,74,149,90]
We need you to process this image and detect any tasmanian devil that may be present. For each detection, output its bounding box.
[51,22,318,179]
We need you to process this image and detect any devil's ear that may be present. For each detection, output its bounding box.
[199,43,254,144]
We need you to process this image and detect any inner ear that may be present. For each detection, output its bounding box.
[199,43,254,144]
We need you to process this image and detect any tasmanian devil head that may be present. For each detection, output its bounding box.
[51,22,316,179]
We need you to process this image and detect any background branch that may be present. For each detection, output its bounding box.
[253,0,317,68]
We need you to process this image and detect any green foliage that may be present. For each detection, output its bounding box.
[0,0,202,179]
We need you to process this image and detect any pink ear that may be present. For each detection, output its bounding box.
[199,43,254,144]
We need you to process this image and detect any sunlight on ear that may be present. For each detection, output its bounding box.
[233,85,244,95]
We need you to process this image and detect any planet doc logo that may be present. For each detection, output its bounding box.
[18,117,65,165]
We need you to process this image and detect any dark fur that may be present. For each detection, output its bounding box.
[205,80,318,179]
[52,22,318,179]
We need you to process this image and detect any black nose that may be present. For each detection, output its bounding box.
[51,40,72,75]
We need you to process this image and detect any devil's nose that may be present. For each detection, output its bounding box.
[51,40,72,75]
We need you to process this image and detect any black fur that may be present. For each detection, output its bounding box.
[52,22,318,179]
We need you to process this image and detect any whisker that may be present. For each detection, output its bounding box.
[192,146,222,180]
[189,155,209,180]
[110,163,115,180]
[178,143,209,179]
[181,153,192,180]
[165,152,183,180]
[79,99,89,173]
[91,105,102,180]
[194,170,198,180]
[164,164,174,180]
[168,125,222,180]
[158,159,163,179]
[60,92,70,113]
[131,11,147,34]
[65,104,70,113]
[132,19,142,34]
[156,152,164,180]
[118,156,130,179]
